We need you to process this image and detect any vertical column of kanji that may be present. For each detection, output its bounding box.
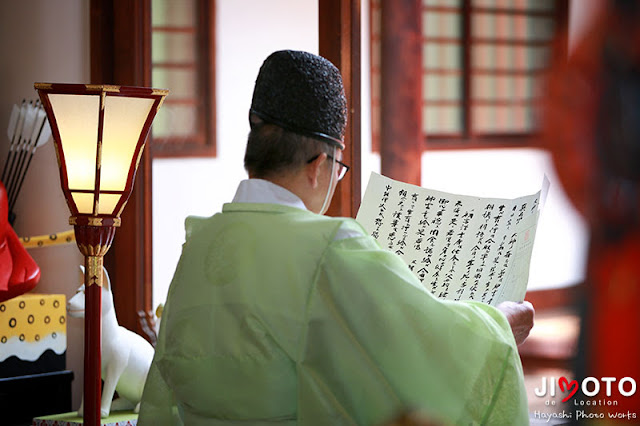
[387,189,406,251]
[405,192,420,272]
[415,195,435,284]
[486,205,509,304]
[393,189,412,256]
[440,200,463,299]
[371,184,391,240]
[469,204,493,300]
[454,209,475,300]
[480,204,505,303]
[428,198,448,294]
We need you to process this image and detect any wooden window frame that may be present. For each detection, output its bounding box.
[423,0,566,149]
[371,0,568,153]
[320,0,362,218]
[150,0,216,158]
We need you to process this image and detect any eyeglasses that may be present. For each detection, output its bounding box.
[307,153,350,181]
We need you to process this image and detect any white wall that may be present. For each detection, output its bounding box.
[420,149,589,289]
[0,0,88,410]
[360,0,380,186]
[152,0,320,309]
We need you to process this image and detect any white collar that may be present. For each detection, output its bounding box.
[232,179,308,211]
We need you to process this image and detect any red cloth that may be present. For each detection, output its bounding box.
[588,233,640,413]
[543,2,640,415]
[0,181,40,302]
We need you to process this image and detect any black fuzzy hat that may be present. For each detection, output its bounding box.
[250,50,347,149]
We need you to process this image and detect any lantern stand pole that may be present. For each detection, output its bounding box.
[73,219,118,426]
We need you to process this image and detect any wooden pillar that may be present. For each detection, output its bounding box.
[90,0,154,341]
[319,0,362,218]
[380,0,422,185]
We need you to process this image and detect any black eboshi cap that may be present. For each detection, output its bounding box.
[250,50,347,149]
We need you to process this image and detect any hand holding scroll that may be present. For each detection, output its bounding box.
[497,300,535,345]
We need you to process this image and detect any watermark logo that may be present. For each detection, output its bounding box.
[532,376,638,421]
[535,376,636,402]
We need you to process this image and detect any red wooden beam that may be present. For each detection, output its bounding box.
[90,0,155,343]
[319,0,362,218]
[380,0,423,186]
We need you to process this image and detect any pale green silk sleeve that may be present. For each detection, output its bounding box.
[137,358,183,425]
[138,293,184,426]
[297,234,529,425]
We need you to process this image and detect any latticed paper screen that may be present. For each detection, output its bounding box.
[151,0,200,141]
[151,0,215,156]
[371,0,559,141]
[468,0,556,134]
[422,0,463,134]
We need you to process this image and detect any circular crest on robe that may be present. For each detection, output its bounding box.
[250,50,347,149]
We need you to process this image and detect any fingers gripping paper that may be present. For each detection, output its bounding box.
[356,173,544,306]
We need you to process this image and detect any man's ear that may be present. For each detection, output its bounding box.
[306,153,327,189]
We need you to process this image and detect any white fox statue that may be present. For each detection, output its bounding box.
[68,265,154,418]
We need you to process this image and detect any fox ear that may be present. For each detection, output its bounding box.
[102,265,111,292]
[79,265,85,283]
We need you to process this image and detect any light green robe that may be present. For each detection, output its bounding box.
[138,202,529,425]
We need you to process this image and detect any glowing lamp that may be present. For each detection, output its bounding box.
[34,83,168,426]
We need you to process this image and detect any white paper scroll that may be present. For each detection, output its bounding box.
[356,172,543,306]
